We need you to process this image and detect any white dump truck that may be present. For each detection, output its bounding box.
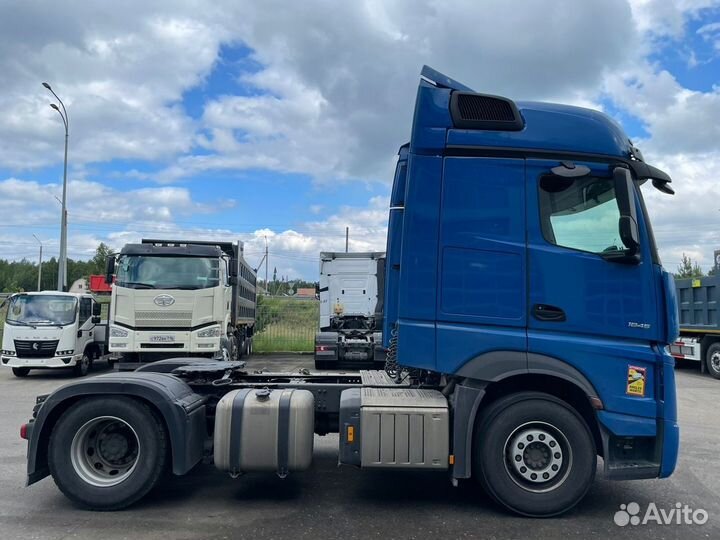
[1,291,106,377]
[314,251,386,369]
[106,239,257,370]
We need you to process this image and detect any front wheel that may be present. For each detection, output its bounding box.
[48,396,167,510]
[473,392,596,517]
[706,343,720,379]
[73,354,91,377]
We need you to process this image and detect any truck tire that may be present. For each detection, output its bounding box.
[48,396,168,510]
[73,354,92,377]
[473,391,596,517]
[706,343,720,379]
[12,367,30,377]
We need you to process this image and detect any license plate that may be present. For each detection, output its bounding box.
[149,335,175,343]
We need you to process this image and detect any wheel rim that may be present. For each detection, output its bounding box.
[711,351,720,373]
[504,421,572,493]
[70,416,140,487]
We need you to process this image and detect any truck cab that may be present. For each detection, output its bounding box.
[106,239,256,369]
[1,292,104,377]
[315,251,386,369]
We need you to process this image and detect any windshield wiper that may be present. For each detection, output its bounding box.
[8,320,33,327]
[120,282,156,289]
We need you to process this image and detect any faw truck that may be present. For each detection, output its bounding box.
[1,291,106,377]
[21,66,680,517]
[105,239,256,370]
[668,276,720,378]
[314,251,386,370]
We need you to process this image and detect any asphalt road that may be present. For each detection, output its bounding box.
[0,356,718,540]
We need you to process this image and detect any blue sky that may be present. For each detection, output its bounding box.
[0,0,719,278]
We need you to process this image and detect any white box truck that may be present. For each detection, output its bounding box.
[106,239,256,370]
[314,251,385,369]
[1,291,107,377]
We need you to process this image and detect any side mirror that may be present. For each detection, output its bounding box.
[91,315,101,324]
[92,302,101,316]
[603,167,641,264]
[228,276,238,286]
[229,258,239,278]
[105,257,116,284]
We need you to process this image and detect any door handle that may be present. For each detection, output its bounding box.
[532,304,566,322]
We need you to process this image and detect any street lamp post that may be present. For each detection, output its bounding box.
[32,234,43,291]
[42,82,69,292]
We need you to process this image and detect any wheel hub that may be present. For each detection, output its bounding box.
[711,352,720,372]
[506,426,565,485]
[71,416,140,487]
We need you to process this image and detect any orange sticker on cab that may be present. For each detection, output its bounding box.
[627,365,647,397]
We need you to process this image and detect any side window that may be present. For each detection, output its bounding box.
[79,298,92,326]
[539,175,623,255]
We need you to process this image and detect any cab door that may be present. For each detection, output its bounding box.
[525,159,661,416]
[77,297,94,353]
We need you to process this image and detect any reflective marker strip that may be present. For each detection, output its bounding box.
[347,425,354,443]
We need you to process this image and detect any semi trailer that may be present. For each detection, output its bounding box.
[21,66,680,517]
[314,251,386,370]
[1,291,106,377]
[668,276,720,378]
[105,239,256,370]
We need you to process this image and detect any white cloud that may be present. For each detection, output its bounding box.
[628,0,720,38]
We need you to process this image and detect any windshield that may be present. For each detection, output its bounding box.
[6,295,78,326]
[116,255,220,290]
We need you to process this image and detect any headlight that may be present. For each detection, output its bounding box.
[197,326,221,338]
[110,327,129,338]
[1,350,16,356]
[55,350,75,356]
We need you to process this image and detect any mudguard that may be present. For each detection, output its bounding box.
[26,372,207,485]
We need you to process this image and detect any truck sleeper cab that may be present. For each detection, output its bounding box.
[22,67,679,518]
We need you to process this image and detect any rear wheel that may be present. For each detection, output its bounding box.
[12,367,30,377]
[473,392,596,517]
[706,343,720,379]
[48,396,167,510]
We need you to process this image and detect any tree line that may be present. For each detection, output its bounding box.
[0,242,320,294]
[0,243,112,293]
[675,253,718,279]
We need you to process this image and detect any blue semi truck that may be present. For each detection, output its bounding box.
[20,67,679,517]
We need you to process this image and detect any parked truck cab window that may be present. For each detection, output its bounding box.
[6,294,77,326]
[78,298,92,326]
[539,175,626,256]
[116,255,221,290]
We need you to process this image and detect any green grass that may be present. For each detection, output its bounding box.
[253,297,318,354]
[253,322,314,353]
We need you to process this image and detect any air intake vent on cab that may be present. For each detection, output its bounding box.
[450,91,524,131]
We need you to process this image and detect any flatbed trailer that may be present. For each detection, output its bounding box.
[20,66,680,518]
